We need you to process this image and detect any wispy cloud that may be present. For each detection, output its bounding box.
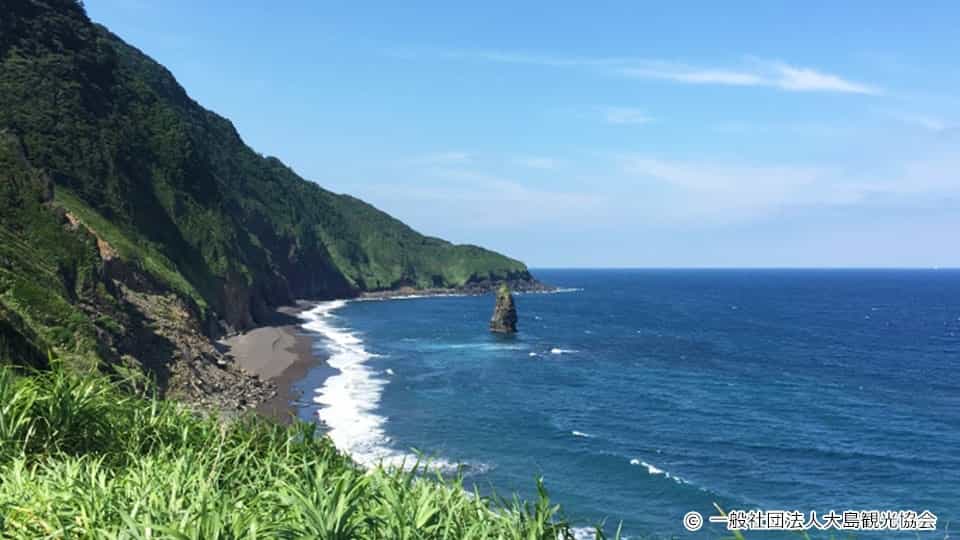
[709,121,860,137]
[601,107,652,125]
[513,156,561,169]
[616,59,879,94]
[394,48,881,95]
[768,62,878,94]
[620,156,829,219]
[354,168,607,228]
[618,152,959,222]
[891,113,954,133]
[343,145,959,238]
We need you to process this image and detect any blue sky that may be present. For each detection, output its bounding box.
[85,1,960,267]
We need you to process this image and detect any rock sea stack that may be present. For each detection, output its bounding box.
[490,284,518,333]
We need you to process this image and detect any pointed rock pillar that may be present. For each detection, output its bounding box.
[489,283,518,333]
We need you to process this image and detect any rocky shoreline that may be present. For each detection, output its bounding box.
[217,302,321,422]
[360,278,554,300]
[212,278,551,419]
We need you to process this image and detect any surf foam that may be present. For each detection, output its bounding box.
[629,458,686,484]
[302,300,462,472]
[570,526,599,540]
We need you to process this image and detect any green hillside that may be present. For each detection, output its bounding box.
[0,0,539,399]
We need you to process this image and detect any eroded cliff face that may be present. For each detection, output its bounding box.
[490,285,518,333]
[60,198,276,410]
[0,0,545,410]
[115,276,275,410]
[96,236,273,408]
[0,129,273,409]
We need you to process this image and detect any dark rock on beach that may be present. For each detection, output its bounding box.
[490,284,518,333]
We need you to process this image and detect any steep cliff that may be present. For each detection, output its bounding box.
[0,0,540,405]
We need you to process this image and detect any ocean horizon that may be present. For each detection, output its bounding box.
[288,268,959,538]
[8,2,958,537]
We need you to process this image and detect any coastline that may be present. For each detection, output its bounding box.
[220,301,324,423]
[359,279,554,300]
[220,279,552,423]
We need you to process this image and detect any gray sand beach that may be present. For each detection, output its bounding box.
[220,302,327,422]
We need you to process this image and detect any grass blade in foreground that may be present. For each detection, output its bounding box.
[0,365,607,539]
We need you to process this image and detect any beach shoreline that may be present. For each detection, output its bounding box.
[220,282,548,423]
[220,301,324,423]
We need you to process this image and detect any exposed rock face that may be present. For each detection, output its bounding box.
[489,284,518,333]
[0,1,548,414]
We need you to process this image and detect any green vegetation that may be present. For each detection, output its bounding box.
[0,4,565,535]
[0,0,535,375]
[0,364,604,539]
[53,187,208,312]
[0,131,104,370]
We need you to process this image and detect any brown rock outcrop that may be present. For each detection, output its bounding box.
[489,284,518,333]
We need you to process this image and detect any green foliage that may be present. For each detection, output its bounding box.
[0,0,532,336]
[0,365,604,539]
[53,187,208,312]
[0,132,103,368]
[0,0,535,382]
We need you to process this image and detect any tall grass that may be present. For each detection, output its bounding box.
[0,365,611,539]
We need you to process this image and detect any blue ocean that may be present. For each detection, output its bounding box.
[290,269,960,538]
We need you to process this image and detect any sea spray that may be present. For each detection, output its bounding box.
[300,301,464,473]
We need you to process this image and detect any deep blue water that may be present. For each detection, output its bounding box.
[291,269,960,538]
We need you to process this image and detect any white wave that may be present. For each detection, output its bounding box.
[570,526,598,540]
[528,352,538,357]
[385,368,395,375]
[301,301,463,473]
[427,343,527,351]
[517,287,583,295]
[550,348,577,355]
[571,430,593,438]
[356,292,470,302]
[629,458,686,484]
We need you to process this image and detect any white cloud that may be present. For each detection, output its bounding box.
[402,49,881,95]
[620,156,828,220]
[353,168,607,229]
[618,153,960,222]
[368,142,958,232]
[601,107,652,125]
[770,62,878,94]
[618,60,879,95]
[619,64,765,86]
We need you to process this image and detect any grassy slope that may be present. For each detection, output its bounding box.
[0,132,103,370]
[0,365,599,539]
[0,0,530,318]
[0,6,577,537]
[0,0,533,371]
[52,187,208,312]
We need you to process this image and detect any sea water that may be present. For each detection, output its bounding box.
[291,269,960,538]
